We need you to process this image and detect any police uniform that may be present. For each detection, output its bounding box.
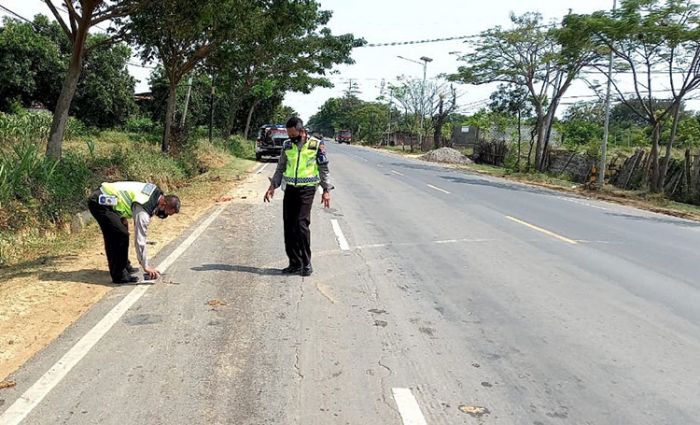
[87,182,162,283]
[271,137,332,271]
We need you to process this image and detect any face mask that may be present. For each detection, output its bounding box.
[290,135,302,142]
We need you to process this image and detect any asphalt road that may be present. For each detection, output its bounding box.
[2,142,699,425]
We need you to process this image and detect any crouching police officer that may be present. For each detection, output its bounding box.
[88,181,180,283]
[264,117,333,276]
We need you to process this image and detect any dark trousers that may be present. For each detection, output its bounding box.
[283,185,316,267]
[88,190,129,282]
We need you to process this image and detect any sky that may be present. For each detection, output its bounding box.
[2,0,698,121]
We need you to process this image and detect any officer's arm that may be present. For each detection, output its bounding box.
[270,144,288,189]
[317,142,334,192]
[132,204,151,269]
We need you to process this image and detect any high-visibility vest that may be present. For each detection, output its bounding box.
[283,138,321,187]
[100,181,161,218]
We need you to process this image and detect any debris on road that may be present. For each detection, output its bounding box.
[459,405,490,417]
[207,299,227,309]
[0,380,17,390]
[420,147,472,165]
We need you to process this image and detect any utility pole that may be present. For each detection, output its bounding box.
[209,75,216,143]
[180,75,194,128]
[598,0,618,188]
[397,55,432,150]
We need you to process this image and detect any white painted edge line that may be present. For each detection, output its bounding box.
[330,219,350,251]
[426,184,450,194]
[0,203,229,425]
[392,388,428,425]
[391,170,405,177]
[505,215,578,245]
[256,162,270,174]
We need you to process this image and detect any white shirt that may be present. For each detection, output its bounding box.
[132,204,152,268]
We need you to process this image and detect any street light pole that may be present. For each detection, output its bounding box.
[397,55,432,150]
[598,0,617,188]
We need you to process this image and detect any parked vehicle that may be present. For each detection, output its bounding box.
[256,124,288,161]
[336,129,352,144]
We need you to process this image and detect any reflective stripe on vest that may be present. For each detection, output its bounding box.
[283,138,320,187]
[100,182,156,218]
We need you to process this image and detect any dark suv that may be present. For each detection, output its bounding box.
[256,124,288,161]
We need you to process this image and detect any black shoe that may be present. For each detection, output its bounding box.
[301,265,313,277]
[113,275,139,284]
[125,263,139,274]
[281,264,302,274]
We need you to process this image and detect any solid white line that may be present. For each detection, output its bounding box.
[392,388,428,425]
[0,204,229,425]
[256,163,270,174]
[330,219,350,251]
[505,215,578,245]
[391,170,405,177]
[427,184,450,194]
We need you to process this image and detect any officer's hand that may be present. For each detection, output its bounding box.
[264,186,275,203]
[321,191,331,208]
[144,266,160,280]
[121,218,129,229]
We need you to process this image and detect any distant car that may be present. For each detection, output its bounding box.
[256,124,288,161]
[336,129,352,144]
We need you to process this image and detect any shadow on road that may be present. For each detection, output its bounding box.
[389,162,442,172]
[38,269,118,286]
[191,264,281,276]
[439,175,552,195]
[605,212,700,228]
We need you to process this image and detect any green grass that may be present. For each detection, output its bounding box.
[0,126,253,267]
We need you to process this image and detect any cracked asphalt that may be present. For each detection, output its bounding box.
[2,142,700,424]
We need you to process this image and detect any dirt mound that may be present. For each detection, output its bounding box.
[420,147,472,165]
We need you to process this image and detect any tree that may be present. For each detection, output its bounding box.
[43,0,139,159]
[450,12,597,171]
[0,17,65,112]
[209,0,361,137]
[271,105,299,124]
[71,35,136,127]
[577,0,700,191]
[489,84,534,170]
[129,0,251,152]
[390,76,458,150]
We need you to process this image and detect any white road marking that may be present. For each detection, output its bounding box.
[391,170,405,177]
[427,184,450,194]
[505,215,578,245]
[256,163,270,174]
[392,388,428,425]
[0,201,230,425]
[331,219,350,251]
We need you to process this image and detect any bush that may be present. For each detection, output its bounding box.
[226,135,255,160]
[0,111,89,144]
[124,116,158,134]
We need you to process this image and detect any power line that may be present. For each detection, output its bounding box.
[360,34,476,48]
[0,4,38,27]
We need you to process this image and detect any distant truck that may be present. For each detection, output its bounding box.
[336,129,352,144]
[256,124,288,161]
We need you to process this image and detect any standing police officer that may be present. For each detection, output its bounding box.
[264,117,332,276]
[88,181,180,283]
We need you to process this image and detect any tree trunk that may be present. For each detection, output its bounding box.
[434,98,444,150]
[649,122,661,193]
[46,22,90,159]
[162,81,178,153]
[244,99,261,139]
[516,110,522,172]
[534,114,546,172]
[538,109,556,172]
[660,102,681,192]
